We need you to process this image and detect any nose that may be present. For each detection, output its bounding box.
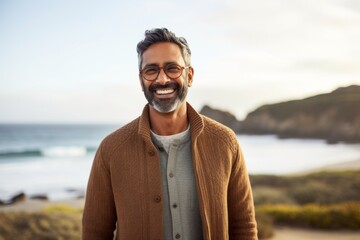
[156,68,170,85]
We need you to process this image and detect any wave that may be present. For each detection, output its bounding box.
[0,146,97,158]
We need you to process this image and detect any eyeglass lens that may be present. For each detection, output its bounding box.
[141,64,185,81]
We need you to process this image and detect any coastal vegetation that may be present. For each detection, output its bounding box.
[252,170,360,238]
[251,170,360,205]
[0,205,82,240]
[258,202,360,230]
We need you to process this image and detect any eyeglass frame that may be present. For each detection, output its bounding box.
[139,63,191,81]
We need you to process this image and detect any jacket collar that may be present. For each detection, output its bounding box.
[138,103,204,143]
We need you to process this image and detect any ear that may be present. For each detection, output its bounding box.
[187,67,194,87]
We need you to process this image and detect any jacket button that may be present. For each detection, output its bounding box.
[153,195,161,203]
[175,233,181,239]
[148,150,155,156]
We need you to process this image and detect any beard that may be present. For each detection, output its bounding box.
[142,81,188,113]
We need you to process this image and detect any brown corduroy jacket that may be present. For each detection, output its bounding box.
[82,103,258,240]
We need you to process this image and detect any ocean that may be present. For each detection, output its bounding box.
[0,124,359,201]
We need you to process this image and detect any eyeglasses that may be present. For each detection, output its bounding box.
[140,63,190,81]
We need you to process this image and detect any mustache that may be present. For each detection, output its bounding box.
[149,82,179,92]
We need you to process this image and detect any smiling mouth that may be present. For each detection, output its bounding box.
[155,88,176,95]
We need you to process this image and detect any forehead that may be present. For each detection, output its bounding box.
[141,42,185,68]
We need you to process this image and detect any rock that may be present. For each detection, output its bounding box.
[200,105,241,132]
[29,194,49,201]
[0,192,26,205]
[66,188,85,199]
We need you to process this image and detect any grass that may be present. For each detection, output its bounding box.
[250,170,360,205]
[0,207,82,240]
[257,202,360,230]
[256,210,275,239]
[250,170,360,238]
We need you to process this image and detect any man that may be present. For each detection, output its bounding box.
[82,28,257,240]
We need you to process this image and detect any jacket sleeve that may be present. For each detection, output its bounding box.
[227,142,258,240]
[82,143,117,240]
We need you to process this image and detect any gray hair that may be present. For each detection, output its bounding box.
[136,28,192,70]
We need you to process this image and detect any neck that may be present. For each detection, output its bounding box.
[149,102,188,136]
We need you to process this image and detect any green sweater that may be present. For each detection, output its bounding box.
[82,103,258,240]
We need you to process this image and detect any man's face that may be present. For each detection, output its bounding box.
[139,42,193,113]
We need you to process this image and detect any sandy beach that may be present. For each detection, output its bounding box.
[271,227,360,240]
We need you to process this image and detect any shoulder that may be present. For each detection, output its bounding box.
[99,117,140,153]
[200,115,239,152]
[202,115,237,139]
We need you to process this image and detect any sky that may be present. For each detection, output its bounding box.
[1,0,360,124]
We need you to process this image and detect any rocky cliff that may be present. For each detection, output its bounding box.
[199,105,241,131]
[239,85,360,143]
[200,85,360,143]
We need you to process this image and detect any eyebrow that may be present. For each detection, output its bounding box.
[143,62,179,68]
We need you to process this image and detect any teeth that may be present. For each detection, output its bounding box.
[156,89,175,95]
